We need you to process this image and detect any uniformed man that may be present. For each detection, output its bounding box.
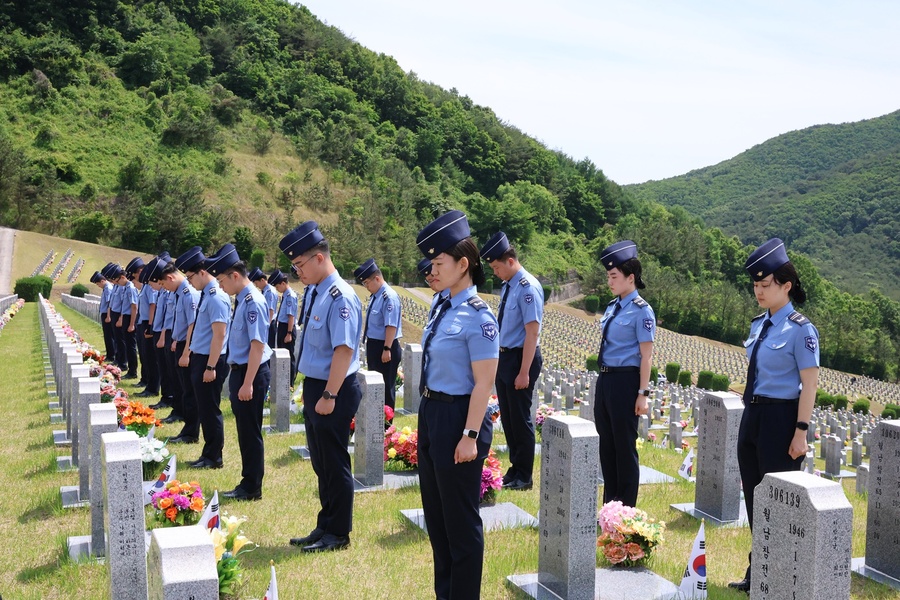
[271,268,299,385]
[209,245,273,501]
[282,221,362,553]
[354,258,403,412]
[146,254,174,410]
[481,231,544,491]
[151,255,184,422]
[103,263,128,371]
[158,252,202,443]
[90,270,116,361]
[130,258,160,398]
[249,267,278,348]
[117,266,139,379]
[180,247,230,469]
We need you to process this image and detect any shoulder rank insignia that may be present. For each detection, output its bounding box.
[788,311,810,326]
[329,285,342,300]
[181,287,189,295]
[467,296,488,311]
[632,297,648,308]
[520,278,530,287]
[209,288,216,295]
[607,298,617,306]
[244,294,253,303]
[751,312,766,322]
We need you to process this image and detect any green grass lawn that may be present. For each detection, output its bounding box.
[0,303,896,599]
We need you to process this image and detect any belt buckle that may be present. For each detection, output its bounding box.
[599,366,609,373]
[423,387,432,398]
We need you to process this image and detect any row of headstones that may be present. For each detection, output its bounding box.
[61,292,102,324]
[513,405,900,599]
[39,296,221,599]
[0,294,18,313]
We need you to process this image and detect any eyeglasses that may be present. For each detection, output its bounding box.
[292,254,316,273]
[187,272,197,282]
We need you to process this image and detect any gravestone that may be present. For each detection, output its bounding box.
[638,414,649,440]
[267,348,291,432]
[353,370,385,488]
[855,464,868,495]
[751,471,852,600]
[401,343,422,413]
[102,431,148,599]
[668,420,683,450]
[672,392,746,525]
[850,439,862,468]
[824,435,842,477]
[76,376,100,499]
[804,449,815,474]
[508,415,598,599]
[852,419,900,588]
[148,526,219,600]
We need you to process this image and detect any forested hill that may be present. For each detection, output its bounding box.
[626,111,900,300]
[0,0,898,380]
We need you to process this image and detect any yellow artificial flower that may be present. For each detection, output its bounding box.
[401,426,412,435]
[232,535,253,555]
[209,528,227,561]
[388,448,397,459]
[398,434,408,444]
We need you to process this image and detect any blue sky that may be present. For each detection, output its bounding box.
[299,1,900,184]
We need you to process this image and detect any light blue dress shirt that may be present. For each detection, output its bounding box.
[152,290,168,333]
[365,282,402,340]
[138,286,157,324]
[99,282,114,313]
[163,289,177,332]
[498,268,543,348]
[122,281,138,315]
[744,302,820,399]
[190,280,231,354]
[262,284,278,321]
[423,285,499,395]
[110,283,124,312]
[276,287,298,323]
[172,279,200,342]
[228,285,273,365]
[298,271,361,380]
[599,289,656,368]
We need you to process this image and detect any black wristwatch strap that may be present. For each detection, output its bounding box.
[795,421,809,431]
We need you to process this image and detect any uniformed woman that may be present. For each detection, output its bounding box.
[415,210,498,600]
[594,240,655,508]
[730,238,819,593]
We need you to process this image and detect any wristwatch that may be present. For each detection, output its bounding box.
[638,389,650,397]
[321,390,335,400]
[205,365,215,372]
[383,346,391,352]
[462,428,478,439]
[795,421,809,431]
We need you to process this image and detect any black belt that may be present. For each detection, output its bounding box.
[599,365,639,373]
[751,395,798,405]
[499,346,522,353]
[230,360,270,372]
[422,387,468,403]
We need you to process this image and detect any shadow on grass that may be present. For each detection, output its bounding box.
[18,490,63,523]
[22,452,59,478]
[243,544,307,567]
[16,558,62,584]
[271,449,303,468]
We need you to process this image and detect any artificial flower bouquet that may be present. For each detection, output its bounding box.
[140,436,171,481]
[151,480,205,526]
[480,449,503,505]
[384,425,418,469]
[209,514,256,596]
[535,403,563,437]
[597,501,665,567]
[119,400,160,437]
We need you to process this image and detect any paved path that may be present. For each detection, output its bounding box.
[0,227,15,295]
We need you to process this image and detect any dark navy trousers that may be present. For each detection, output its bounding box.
[593,369,640,506]
[189,353,227,462]
[495,347,542,482]
[365,338,402,410]
[229,361,270,494]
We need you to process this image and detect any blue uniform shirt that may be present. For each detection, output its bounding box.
[600,289,656,368]
[423,285,499,395]
[138,285,157,324]
[498,268,543,348]
[744,302,820,399]
[429,290,449,320]
[190,280,231,354]
[172,279,200,342]
[228,285,273,366]
[123,281,138,315]
[365,282,402,340]
[99,282,114,313]
[110,284,124,312]
[277,287,298,324]
[152,290,168,333]
[298,271,361,380]
[262,284,278,321]
[163,289,177,332]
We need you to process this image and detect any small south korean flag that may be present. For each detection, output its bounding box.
[678,448,696,482]
[678,521,707,599]
[263,560,278,600]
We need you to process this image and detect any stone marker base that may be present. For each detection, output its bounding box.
[57,455,75,471]
[67,535,96,561]
[394,408,416,416]
[821,470,856,480]
[507,565,679,600]
[61,485,89,509]
[290,445,353,459]
[670,501,749,527]
[600,466,676,486]
[262,423,304,434]
[402,502,537,534]
[49,401,60,410]
[50,412,64,423]
[354,471,420,493]
[851,558,900,591]
[47,390,57,397]
[53,430,71,446]
[494,443,541,456]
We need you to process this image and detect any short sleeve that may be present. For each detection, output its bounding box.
[793,322,820,371]
[467,310,500,362]
[635,305,656,343]
[246,298,268,343]
[327,296,360,350]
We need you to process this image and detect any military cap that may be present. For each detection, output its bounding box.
[416,258,433,277]
[416,210,470,259]
[599,240,638,271]
[745,238,790,281]
[204,243,241,277]
[354,258,378,282]
[248,267,266,282]
[174,246,206,273]
[269,269,287,286]
[279,221,324,259]
[480,231,509,262]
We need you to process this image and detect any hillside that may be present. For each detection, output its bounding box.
[626,111,900,299]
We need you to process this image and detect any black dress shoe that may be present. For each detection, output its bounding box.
[290,528,325,546]
[502,470,516,486]
[149,400,171,410]
[136,390,157,398]
[190,457,223,469]
[302,534,350,553]
[222,487,261,501]
[728,578,751,593]
[168,435,198,444]
[161,414,184,424]
[503,478,533,491]
[123,373,138,380]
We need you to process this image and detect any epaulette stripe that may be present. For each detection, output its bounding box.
[788,311,809,325]
[633,297,648,308]
[751,312,766,322]
[520,279,530,287]
[329,285,341,299]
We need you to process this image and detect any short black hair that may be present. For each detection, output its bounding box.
[496,247,518,262]
[222,261,248,278]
